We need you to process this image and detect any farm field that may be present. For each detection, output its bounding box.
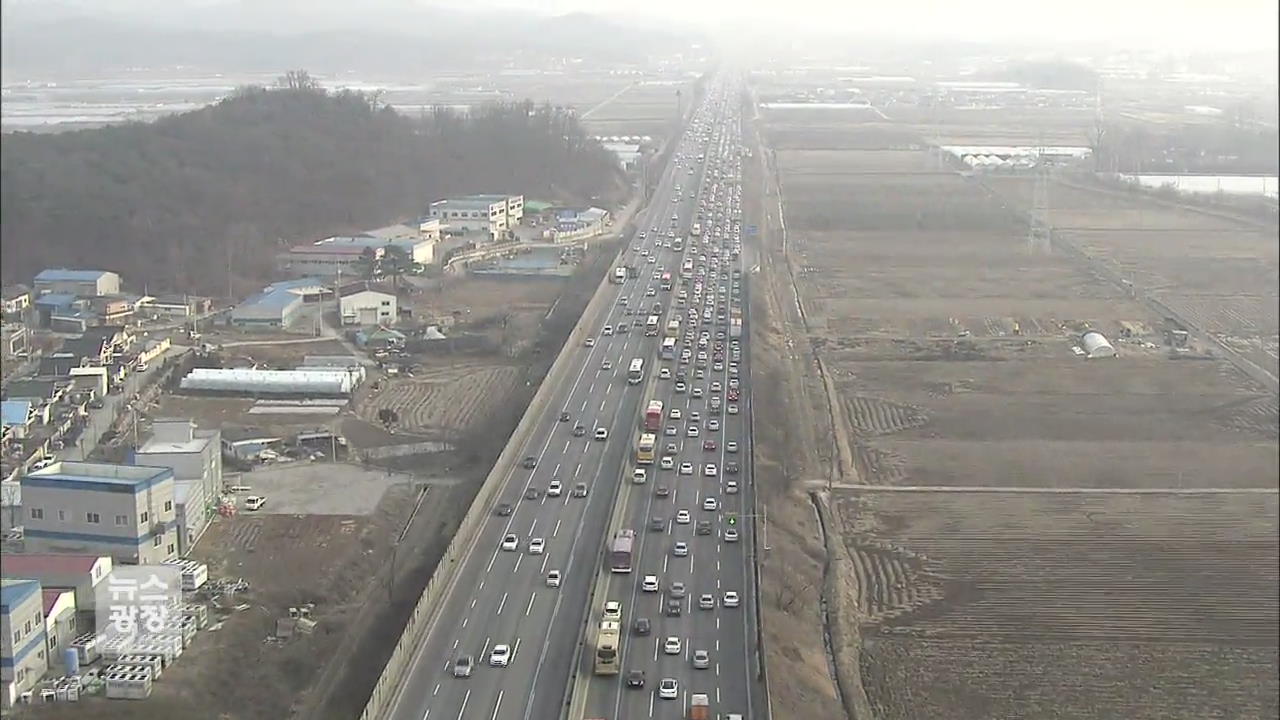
[580,79,692,138]
[749,90,1280,720]
[835,492,1280,720]
[358,361,520,438]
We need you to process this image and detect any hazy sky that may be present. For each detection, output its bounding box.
[480,0,1279,51]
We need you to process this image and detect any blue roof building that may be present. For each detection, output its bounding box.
[1,577,49,707]
[228,277,330,331]
[21,462,179,564]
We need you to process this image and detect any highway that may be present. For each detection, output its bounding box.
[576,79,762,720]
[385,79,743,720]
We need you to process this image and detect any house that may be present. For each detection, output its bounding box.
[34,270,121,298]
[87,295,134,325]
[21,462,179,564]
[68,366,109,398]
[41,588,77,672]
[33,293,78,328]
[2,287,32,319]
[426,195,524,243]
[0,401,34,441]
[0,554,112,615]
[136,337,171,366]
[133,419,221,555]
[2,379,65,405]
[340,288,397,326]
[0,578,48,708]
[354,326,406,349]
[136,294,207,319]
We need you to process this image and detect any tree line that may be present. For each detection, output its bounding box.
[0,73,627,296]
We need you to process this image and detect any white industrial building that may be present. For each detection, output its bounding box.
[427,195,524,243]
[179,367,363,397]
[133,420,222,555]
[1081,331,1117,359]
[340,288,397,326]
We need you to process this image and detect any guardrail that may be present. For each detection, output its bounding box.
[357,221,638,720]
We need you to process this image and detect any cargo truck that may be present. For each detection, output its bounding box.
[689,693,710,720]
[729,317,742,339]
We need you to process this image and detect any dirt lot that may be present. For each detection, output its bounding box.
[748,95,1280,720]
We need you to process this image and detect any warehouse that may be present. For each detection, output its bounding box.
[1081,331,1117,359]
[340,288,397,326]
[33,269,121,298]
[228,278,331,330]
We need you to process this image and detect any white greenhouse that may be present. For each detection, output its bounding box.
[1081,331,1117,359]
[179,368,359,396]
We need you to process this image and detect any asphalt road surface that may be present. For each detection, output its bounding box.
[577,80,762,720]
[385,80,746,720]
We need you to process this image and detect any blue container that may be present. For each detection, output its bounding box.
[64,647,80,675]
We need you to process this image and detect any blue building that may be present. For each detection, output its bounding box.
[1,578,48,708]
[228,278,331,330]
[21,461,179,564]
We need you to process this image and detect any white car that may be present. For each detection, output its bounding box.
[726,441,739,453]
[665,425,678,436]
[633,468,647,484]
[704,463,718,477]
[707,419,720,432]
[603,325,614,335]
[546,570,562,587]
[594,427,608,441]
[691,386,704,398]
[663,636,682,655]
[703,497,718,511]
[659,677,679,699]
[547,480,563,497]
[244,496,266,511]
[585,337,595,347]
[726,480,739,494]
[693,649,710,669]
[676,510,691,524]
[601,359,612,371]
[724,528,739,542]
[660,455,675,470]
[673,541,689,557]
[699,593,715,610]
[603,601,622,620]
[679,462,694,475]
[669,408,683,420]
[727,404,739,415]
[647,287,657,296]
[529,538,545,555]
[642,575,660,593]
[489,644,511,667]
[687,425,700,438]
[711,381,722,393]
[674,382,687,393]
[659,368,672,379]
[723,591,740,608]
[501,534,518,551]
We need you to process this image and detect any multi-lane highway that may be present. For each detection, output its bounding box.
[576,79,761,720]
[386,77,755,720]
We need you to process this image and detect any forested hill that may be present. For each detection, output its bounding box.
[0,82,628,294]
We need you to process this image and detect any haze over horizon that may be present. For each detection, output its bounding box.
[2,0,1276,53]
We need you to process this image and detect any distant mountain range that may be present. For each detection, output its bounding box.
[1,1,700,77]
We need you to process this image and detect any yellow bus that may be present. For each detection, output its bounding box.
[636,433,656,465]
